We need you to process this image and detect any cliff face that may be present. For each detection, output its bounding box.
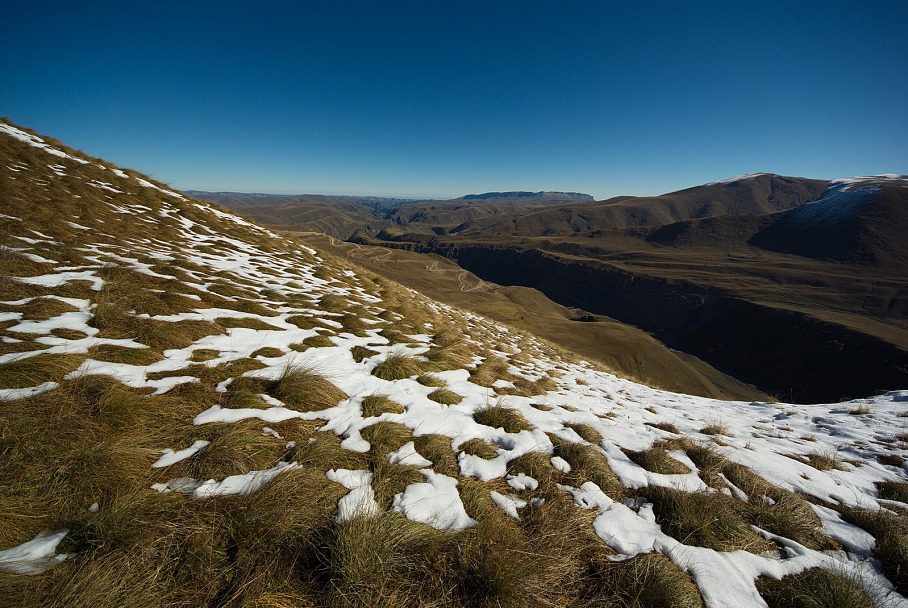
[348,241,908,403]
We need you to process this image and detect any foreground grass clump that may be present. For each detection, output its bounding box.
[642,486,773,553]
[371,353,424,380]
[841,507,908,595]
[0,353,84,388]
[473,403,530,433]
[627,444,691,475]
[553,438,626,500]
[428,388,463,405]
[686,444,831,550]
[583,553,704,608]
[360,394,405,417]
[270,364,348,411]
[756,567,877,608]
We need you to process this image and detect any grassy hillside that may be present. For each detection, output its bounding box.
[0,120,906,608]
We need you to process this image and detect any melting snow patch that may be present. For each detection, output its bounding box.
[327,469,381,521]
[0,529,69,575]
[386,441,433,467]
[392,469,477,531]
[152,440,211,468]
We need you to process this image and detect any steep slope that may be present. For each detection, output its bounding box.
[0,121,906,607]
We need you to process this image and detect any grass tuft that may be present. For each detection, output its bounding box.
[473,403,530,433]
[371,353,424,381]
[270,364,348,412]
[427,388,462,405]
[757,567,877,608]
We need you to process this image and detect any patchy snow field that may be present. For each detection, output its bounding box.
[1,121,906,607]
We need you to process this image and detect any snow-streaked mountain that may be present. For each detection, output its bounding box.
[0,120,906,607]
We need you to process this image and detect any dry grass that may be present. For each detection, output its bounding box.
[427,388,462,405]
[642,486,773,553]
[0,353,84,388]
[416,373,446,387]
[269,364,348,412]
[371,353,424,380]
[841,507,908,595]
[802,451,846,471]
[645,421,680,434]
[756,567,877,608]
[87,344,163,366]
[458,438,500,460]
[553,437,625,500]
[583,553,704,608]
[412,434,459,477]
[627,445,691,475]
[360,394,405,417]
[565,423,603,445]
[473,403,530,433]
[350,345,379,362]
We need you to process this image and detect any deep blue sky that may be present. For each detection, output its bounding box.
[3,1,906,199]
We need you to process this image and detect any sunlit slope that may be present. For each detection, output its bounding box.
[0,121,905,608]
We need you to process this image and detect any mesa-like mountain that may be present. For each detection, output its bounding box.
[1,120,906,608]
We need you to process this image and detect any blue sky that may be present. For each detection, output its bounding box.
[3,1,906,199]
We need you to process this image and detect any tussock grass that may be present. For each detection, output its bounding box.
[269,364,348,412]
[565,422,603,445]
[878,481,908,503]
[285,315,330,330]
[377,328,414,345]
[10,296,80,320]
[642,486,774,553]
[0,353,83,388]
[51,327,89,340]
[251,346,285,358]
[167,421,286,480]
[370,462,424,510]
[756,567,877,608]
[841,507,908,594]
[339,313,368,336]
[584,553,704,608]
[214,316,283,331]
[553,437,625,500]
[646,421,680,434]
[87,344,163,366]
[294,430,370,472]
[350,345,379,363]
[412,434,459,476]
[877,454,905,467]
[469,355,512,387]
[473,403,530,433]
[372,352,424,380]
[360,394,405,417]
[701,423,729,436]
[685,444,831,550]
[458,438,500,459]
[324,512,443,607]
[416,373,446,387]
[428,388,462,405]
[361,421,413,457]
[627,445,691,475]
[425,339,474,371]
[189,348,220,362]
[803,451,846,471]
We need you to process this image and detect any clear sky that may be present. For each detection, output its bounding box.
[3,1,906,199]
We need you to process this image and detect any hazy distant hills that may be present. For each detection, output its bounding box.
[189,190,597,240]
[449,174,829,236]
